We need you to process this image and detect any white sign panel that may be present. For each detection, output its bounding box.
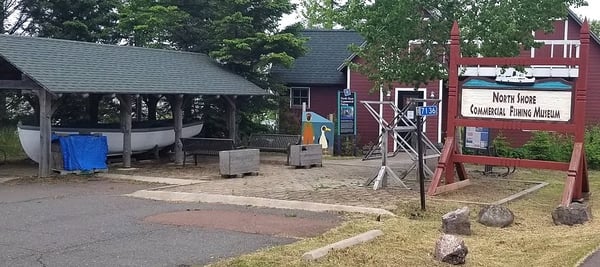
[461,88,572,122]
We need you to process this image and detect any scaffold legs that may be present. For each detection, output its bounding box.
[363,128,410,190]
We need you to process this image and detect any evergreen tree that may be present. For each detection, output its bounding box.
[20,0,121,43]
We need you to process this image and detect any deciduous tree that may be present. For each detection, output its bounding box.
[591,20,600,36]
[340,0,588,91]
[300,0,340,29]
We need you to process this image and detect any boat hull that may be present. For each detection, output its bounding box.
[17,121,203,163]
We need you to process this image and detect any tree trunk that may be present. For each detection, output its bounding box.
[88,94,101,124]
[146,95,159,121]
[135,96,143,122]
[0,92,6,122]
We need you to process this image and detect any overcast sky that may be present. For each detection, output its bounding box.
[280,2,600,28]
[573,2,600,21]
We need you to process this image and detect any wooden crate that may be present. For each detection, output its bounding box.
[219,149,260,177]
[289,144,323,168]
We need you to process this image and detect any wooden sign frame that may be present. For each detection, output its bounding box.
[427,21,590,206]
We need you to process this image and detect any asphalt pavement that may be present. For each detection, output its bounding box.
[579,249,600,267]
[0,178,336,266]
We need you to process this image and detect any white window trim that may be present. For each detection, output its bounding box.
[394,87,428,131]
[394,87,428,152]
[290,87,310,109]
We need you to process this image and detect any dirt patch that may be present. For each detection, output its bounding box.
[145,209,341,238]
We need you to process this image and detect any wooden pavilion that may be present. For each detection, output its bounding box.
[0,34,267,177]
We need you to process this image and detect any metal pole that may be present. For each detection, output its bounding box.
[416,112,426,211]
[381,130,388,187]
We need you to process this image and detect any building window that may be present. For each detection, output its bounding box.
[290,87,310,108]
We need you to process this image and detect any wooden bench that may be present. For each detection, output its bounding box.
[247,134,301,153]
[181,137,235,166]
[246,134,301,165]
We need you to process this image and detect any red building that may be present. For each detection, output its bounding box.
[273,9,600,150]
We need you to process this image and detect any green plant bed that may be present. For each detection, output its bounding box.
[493,126,600,169]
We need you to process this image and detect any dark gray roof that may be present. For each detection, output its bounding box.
[272,30,364,85]
[0,34,267,95]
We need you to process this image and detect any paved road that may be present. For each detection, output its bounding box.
[580,250,600,267]
[0,178,338,267]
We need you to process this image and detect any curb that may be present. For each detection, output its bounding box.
[302,230,384,261]
[97,173,206,186]
[0,177,19,184]
[126,190,396,216]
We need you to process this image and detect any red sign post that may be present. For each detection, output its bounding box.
[427,21,590,206]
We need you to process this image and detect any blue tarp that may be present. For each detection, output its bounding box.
[58,135,108,171]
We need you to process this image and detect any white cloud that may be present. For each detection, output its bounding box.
[573,2,600,21]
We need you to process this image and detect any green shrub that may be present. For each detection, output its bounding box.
[585,126,600,169]
[521,131,572,162]
[0,126,26,160]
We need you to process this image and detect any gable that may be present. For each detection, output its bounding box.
[271,30,364,85]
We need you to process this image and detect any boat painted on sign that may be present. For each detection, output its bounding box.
[17,121,203,163]
[495,70,536,85]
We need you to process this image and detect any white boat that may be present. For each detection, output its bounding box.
[17,121,203,163]
[495,70,535,85]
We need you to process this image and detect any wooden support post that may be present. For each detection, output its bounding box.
[38,89,52,177]
[427,137,454,196]
[224,95,237,143]
[118,95,133,168]
[173,95,184,165]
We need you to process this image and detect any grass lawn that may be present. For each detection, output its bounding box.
[210,168,600,267]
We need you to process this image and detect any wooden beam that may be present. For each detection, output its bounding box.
[453,155,570,171]
[38,89,52,177]
[172,95,184,165]
[0,79,42,90]
[458,57,579,66]
[427,137,454,196]
[432,179,472,196]
[118,95,133,168]
[454,119,576,133]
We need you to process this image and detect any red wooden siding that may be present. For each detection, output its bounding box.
[502,17,600,146]
[350,67,381,147]
[349,63,441,148]
[306,16,600,150]
[306,85,340,118]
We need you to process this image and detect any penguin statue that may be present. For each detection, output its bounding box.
[319,125,331,149]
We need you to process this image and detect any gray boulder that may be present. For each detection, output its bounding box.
[478,205,514,228]
[552,202,592,226]
[442,206,471,235]
[434,234,468,265]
